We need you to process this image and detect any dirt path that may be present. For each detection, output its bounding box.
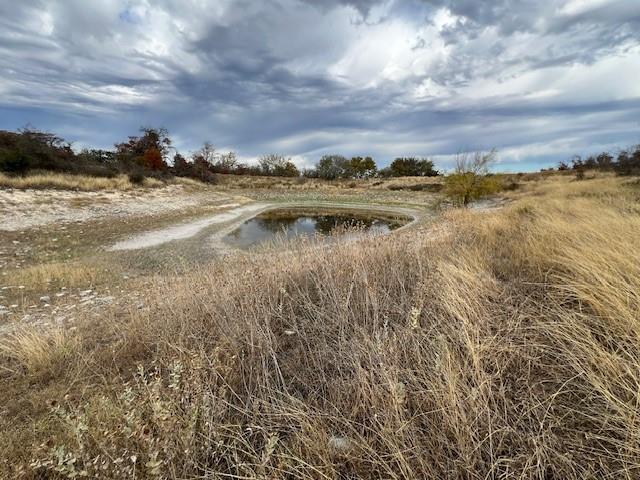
[108,203,267,251]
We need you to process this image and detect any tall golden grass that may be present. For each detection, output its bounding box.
[0,171,165,190]
[1,174,639,478]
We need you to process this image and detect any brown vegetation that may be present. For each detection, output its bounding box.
[1,174,639,478]
[0,171,166,191]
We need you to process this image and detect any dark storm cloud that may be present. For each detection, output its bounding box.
[0,0,639,170]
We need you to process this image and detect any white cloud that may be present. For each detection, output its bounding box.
[0,0,639,170]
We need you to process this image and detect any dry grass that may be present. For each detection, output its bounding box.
[0,171,166,191]
[5,261,102,292]
[217,173,447,193]
[1,174,639,478]
[0,327,78,378]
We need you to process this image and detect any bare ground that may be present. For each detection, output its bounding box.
[0,185,240,231]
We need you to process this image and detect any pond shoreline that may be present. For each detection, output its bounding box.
[107,201,424,252]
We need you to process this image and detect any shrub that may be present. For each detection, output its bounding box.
[388,157,438,177]
[444,150,499,206]
[387,183,442,192]
[0,149,30,173]
[128,171,145,185]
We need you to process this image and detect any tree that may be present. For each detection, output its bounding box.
[444,150,500,206]
[315,155,351,180]
[0,148,29,173]
[190,142,219,182]
[349,156,377,178]
[570,155,587,180]
[172,153,192,177]
[194,142,217,165]
[302,167,318,178]
[143,147,165,170]
[615,146,640,175]
[279,161,300,177]
[192,156,215,182]
[258,154,300,177]
[234,163,262,176]
[0,127,82,173]
[388,157,438,177]
[596,152,613,170]
[115,127,172,171]
[213,152,238,174]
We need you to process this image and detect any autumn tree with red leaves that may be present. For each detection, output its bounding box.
[143,147,166,170]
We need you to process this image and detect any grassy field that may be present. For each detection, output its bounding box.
[1,172,639,478]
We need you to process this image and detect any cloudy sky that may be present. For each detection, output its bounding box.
[1,0,639,171]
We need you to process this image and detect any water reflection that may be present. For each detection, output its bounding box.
[223,209,405,250]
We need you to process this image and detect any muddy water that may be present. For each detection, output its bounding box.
[222,209,407,250]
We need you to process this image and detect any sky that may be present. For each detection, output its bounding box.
[1,0,639,171]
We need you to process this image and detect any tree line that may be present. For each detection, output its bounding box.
[557,147,640,177]
[0,126,440,183]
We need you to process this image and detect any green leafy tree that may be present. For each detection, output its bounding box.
[315,155,351,180]
[349,156,377,178]
[388,157,438,177]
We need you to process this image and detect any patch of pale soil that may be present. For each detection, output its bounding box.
[0,185,234,231]
[108,203,268,251]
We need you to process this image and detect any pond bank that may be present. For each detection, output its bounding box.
[107,202,424,252]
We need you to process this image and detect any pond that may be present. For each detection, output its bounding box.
[222,208,409,250]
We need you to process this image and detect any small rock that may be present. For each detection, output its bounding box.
[284,330,296,336]
[40,296,51,303]
[55,292,66,297]
[328,436,351,453]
